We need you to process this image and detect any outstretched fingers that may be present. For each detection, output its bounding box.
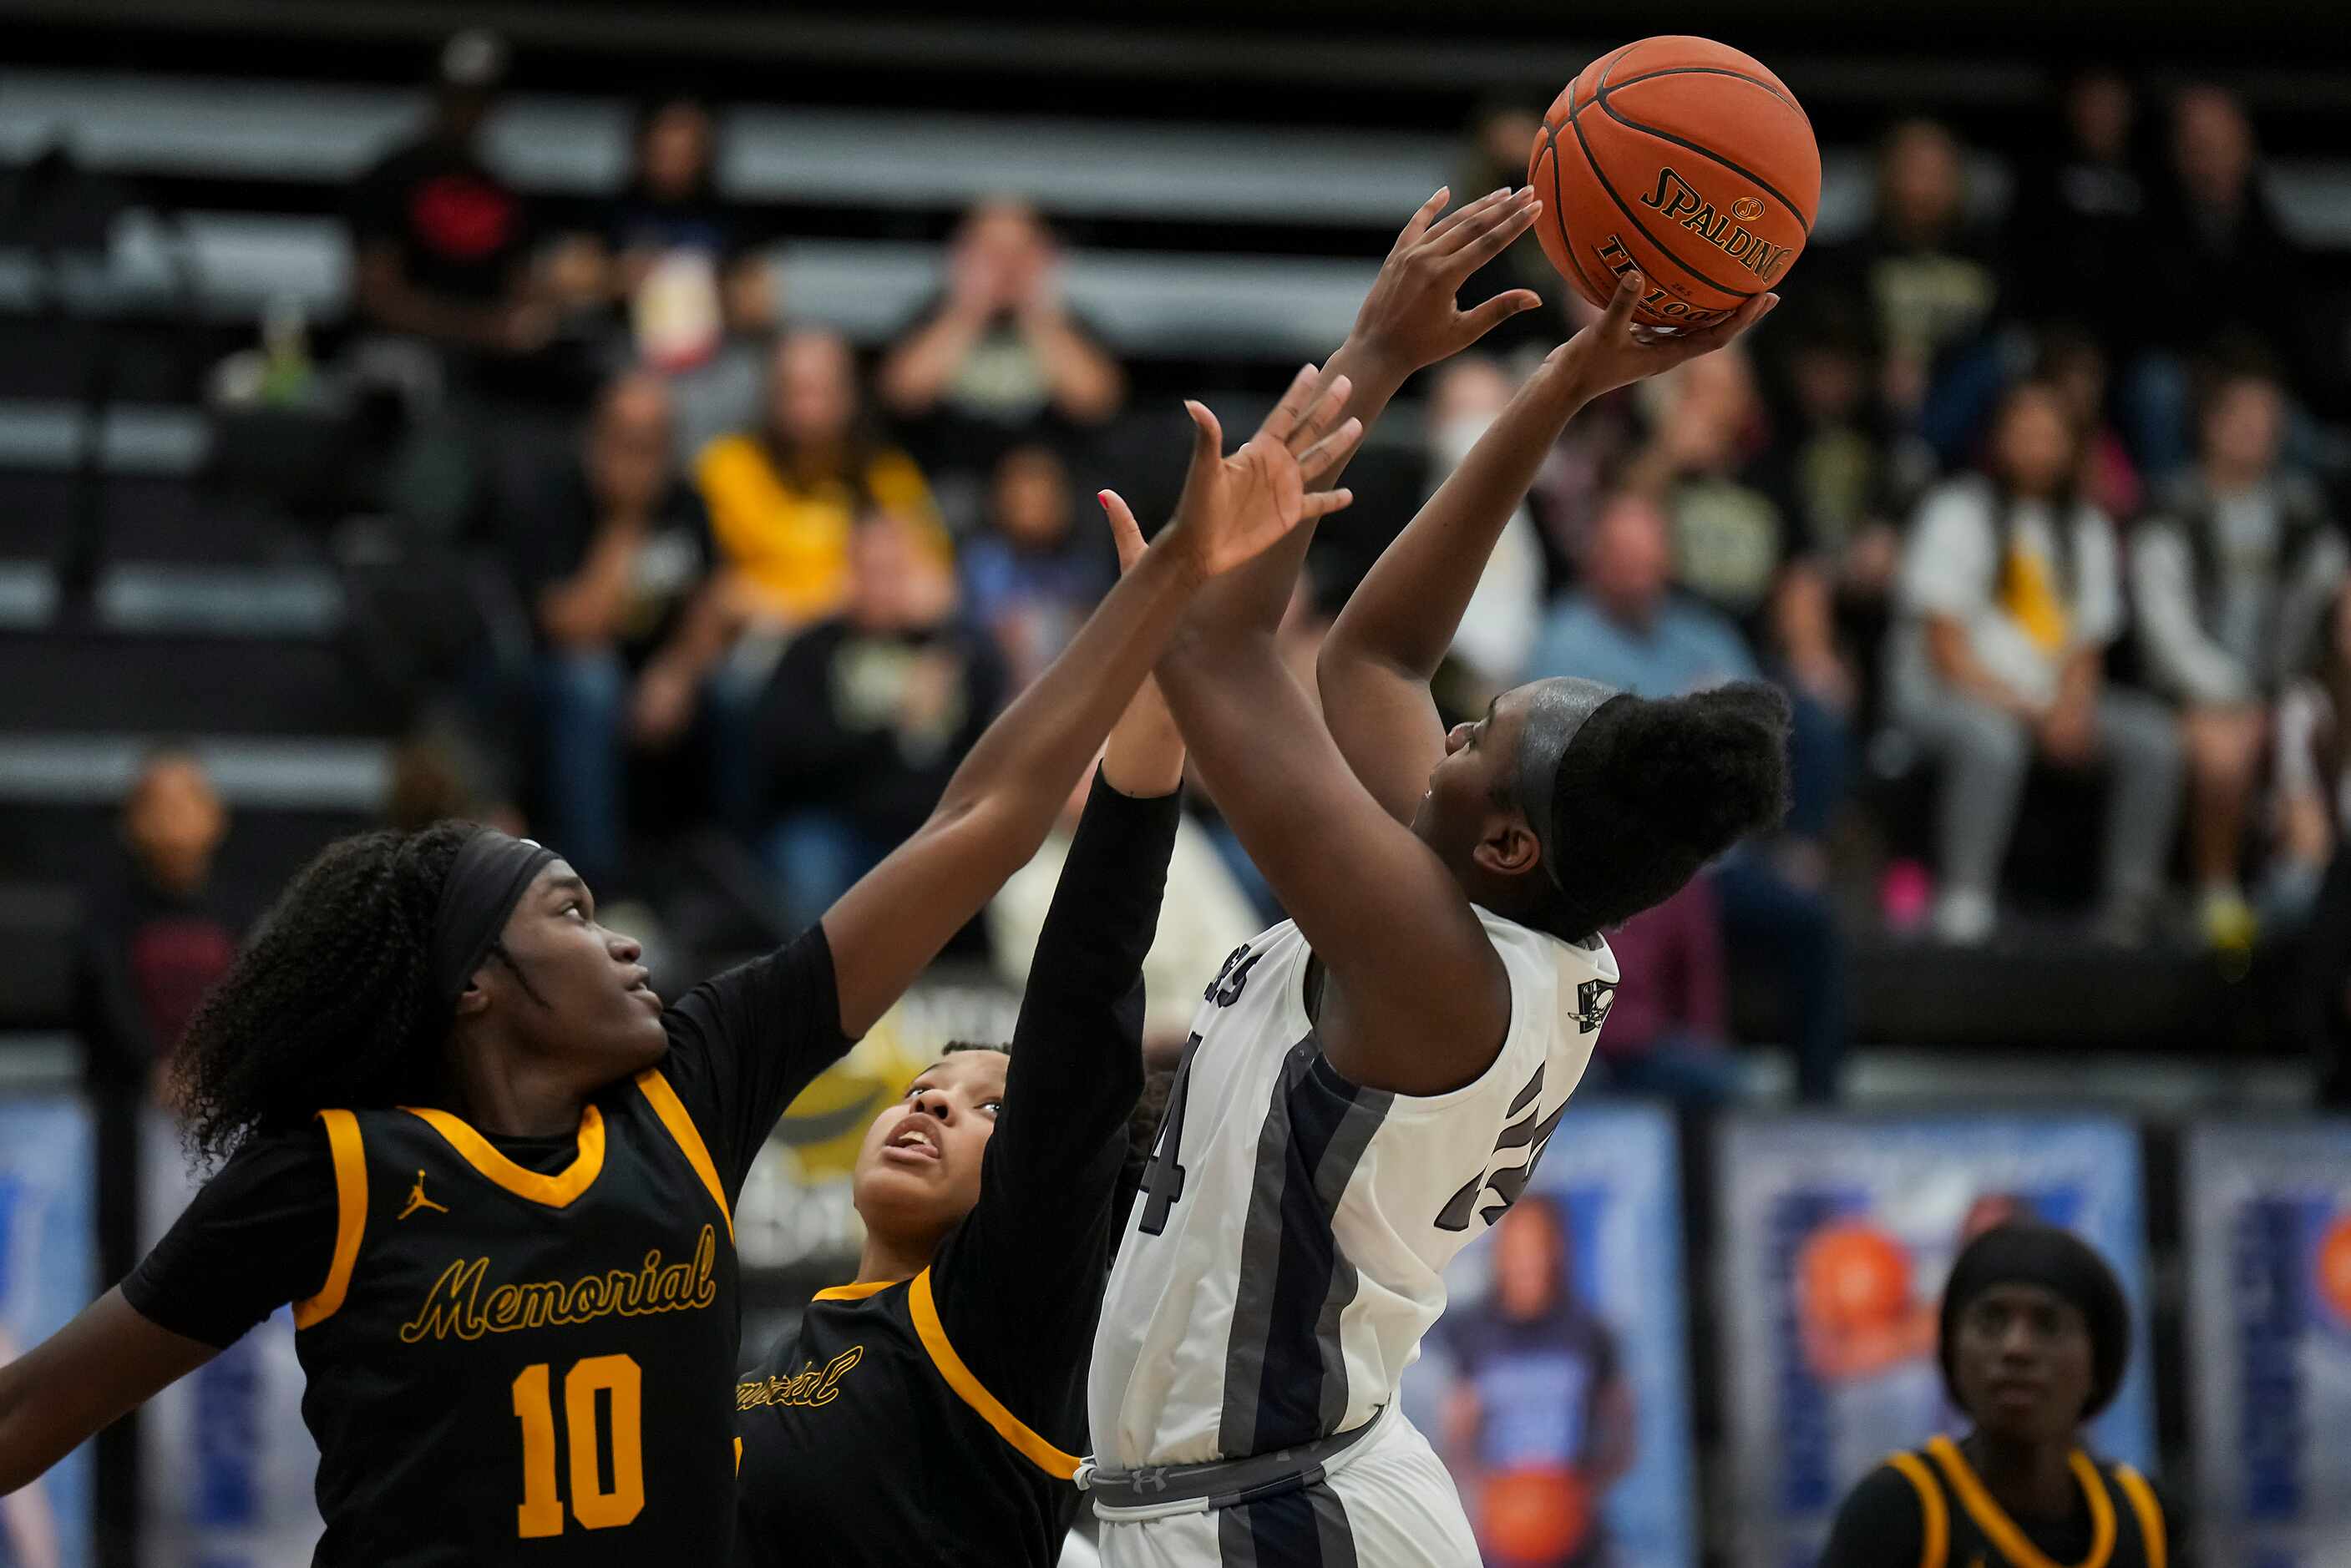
[1300,486,1356,521]
[1255,362,1324,448]
[1449,196,1542,276]
[1424,185,1518,247]
[1431,187,1538,260]
[1183,399,1227,473]
[1680,291,1780,353]
[1460,287,1545,338]
[1390,187,1452,256]
[1097,488,1148,573]
[1600,267,1645,337]
[1283,372,1354,460]
[1295,417,1364,486]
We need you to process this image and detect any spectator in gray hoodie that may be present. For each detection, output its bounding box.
[2131,364,2345,948]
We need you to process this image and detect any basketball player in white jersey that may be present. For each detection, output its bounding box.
[1082,190,1791,1565]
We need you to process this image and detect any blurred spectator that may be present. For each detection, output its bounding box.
[1888,381,2182,945]
[1523,493,1848,1102]
[2037,326,2145,523]
[751,510,1008,929]
[2006,68,2155,354]
[562,97,777,368]
[1582,879,1741,1106]
[1525,491,1759,697]
[878,198,1125,486]
[1428,358,1548,696]
[1754,301,1908,717]
[2132,367,2345,947]
[959,444,1114,689]
[505,371,735,888]
[2268,586,2351,928]
[1816,119,2003,454]
[697,328,949,632]
[72,749,237,1356]
[345,33,553,378]
[1438,1196,1634,1568]
[1626,348,1852,711]
[988,765,1259,1050]
[2133,87,2314,472]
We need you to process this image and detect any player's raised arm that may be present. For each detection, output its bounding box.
[818,373,1360,1039]
[1177,187,1548,643]
[1320,268,1777,822]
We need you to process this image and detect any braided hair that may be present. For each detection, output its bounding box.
[173,821,491,1166]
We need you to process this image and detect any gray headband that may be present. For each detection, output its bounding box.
[1513,678,1627,888]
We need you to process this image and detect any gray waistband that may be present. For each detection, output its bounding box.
[1078,1409,1386,1518]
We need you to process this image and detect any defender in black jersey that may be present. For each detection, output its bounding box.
[1820,1223,2178,1568]
[0,372,1363,1566]
[735,507,1187,1568]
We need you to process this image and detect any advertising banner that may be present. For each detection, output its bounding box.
[2183,1120,2351,1568]
[1401,1102,1696,1568]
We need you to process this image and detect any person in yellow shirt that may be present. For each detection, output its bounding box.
[697,328,948,629]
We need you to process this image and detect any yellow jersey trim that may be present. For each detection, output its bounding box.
[2112,1464,2165,1568]
[811,1278,899,1302]
[398,1104,605,1208]
[734,1437,743,1476]
[294,1110,367,1329]
[1888,1450,1950,1568]
[1928,1435,2115,1568]
[907,1268,1080,1480]
[633,1069,733,1243]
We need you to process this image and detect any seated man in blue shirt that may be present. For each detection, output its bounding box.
[1523,488,1849,1102]
[1525,489,1761,697]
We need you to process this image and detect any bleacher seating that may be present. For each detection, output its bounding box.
[5,15,2350,1075]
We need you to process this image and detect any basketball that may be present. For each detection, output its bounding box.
[1482,1466,1593,1566]
[2318,1212,2351,1327]
[1798,1220,1913,1337]
[1528,35,1821,328]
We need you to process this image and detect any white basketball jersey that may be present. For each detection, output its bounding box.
[1088,908,1616,1470]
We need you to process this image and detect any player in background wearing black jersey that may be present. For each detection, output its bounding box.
[1819,1223,2176,1568]
[734,495,1188,1568]
[0,372,1364,1566]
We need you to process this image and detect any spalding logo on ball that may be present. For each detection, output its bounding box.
[1529,35,1822,329]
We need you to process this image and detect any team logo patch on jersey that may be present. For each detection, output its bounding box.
[398,1171,448,1221]
[1575,979,1617,1034]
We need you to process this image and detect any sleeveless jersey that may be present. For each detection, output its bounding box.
[291,1068,741,1565]
[1882,1435,2170,1568]
[1088,909,1615,1469]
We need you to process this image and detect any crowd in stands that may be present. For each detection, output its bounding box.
[86,30,2351,1115]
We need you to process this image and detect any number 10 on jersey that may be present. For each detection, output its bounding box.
[512,1354,645,1537]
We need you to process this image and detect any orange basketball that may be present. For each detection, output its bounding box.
[1798,1220,1912,1337]
[1482,1465,1592,1566]
[1528,36,1820,329]
[2317,1212,2351,1327]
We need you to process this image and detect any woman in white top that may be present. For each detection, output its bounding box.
[1888,379,2182,944]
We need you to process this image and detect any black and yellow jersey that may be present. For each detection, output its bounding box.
[288,1077,737,1563]
[123,928,854,1567]
[737,1267,1087,1565]
[1822,1434,2172,1568]
[733,776,1180,1567]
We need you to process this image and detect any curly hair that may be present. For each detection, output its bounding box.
[1521,681,1793,943]
[173,821,489,1166]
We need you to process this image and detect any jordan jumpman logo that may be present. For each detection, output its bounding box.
[398,1171,449,1221]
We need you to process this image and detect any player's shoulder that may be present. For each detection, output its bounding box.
[1472,907,1618,1005]
[1832,1454,1936,1534]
